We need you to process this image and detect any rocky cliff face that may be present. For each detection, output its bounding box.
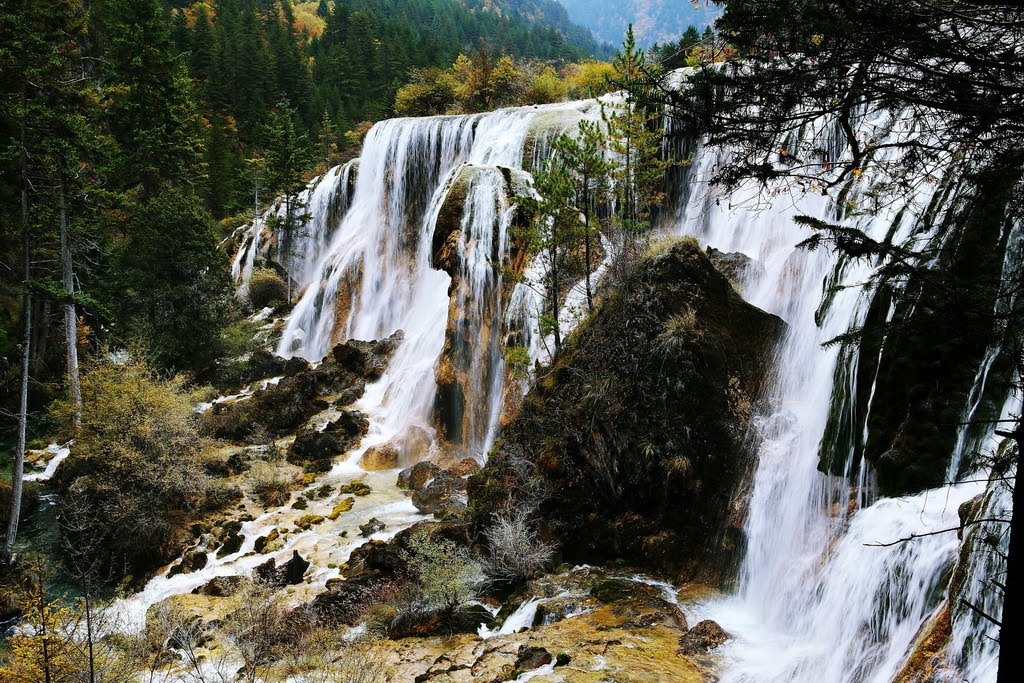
[817,162,1021,495]
[469,239,785,583]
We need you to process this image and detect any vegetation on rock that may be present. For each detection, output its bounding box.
[470,240,785,581]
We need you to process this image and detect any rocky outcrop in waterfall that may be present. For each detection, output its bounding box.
[201,331,403,443]
[469,239,785,581]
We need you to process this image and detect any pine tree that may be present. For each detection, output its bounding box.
[521,155,578,355]
[551,121,612,312]
[1,0,101,563]
[317,110,339,168]
[604,26,670,286]
[98,0,206,195]
[264,99,311,302]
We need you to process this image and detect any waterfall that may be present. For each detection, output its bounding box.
[273,102,603,459]
[231,161,355,290]
[672,109,1016,682]
[210,92,1013,682]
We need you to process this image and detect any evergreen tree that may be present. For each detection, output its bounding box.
[521,155,578,355]
[317,110,340,168]
[97,0,206,195]
[551,121,612,312]
[264,99,312,301]
[1,0,100,562]
[105,187,233,371]
[604,26,670,286]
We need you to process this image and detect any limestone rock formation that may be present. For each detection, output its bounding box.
[469,240,786,582]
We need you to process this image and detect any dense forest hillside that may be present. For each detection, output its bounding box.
[556,0,720,45]
[168,0,602,219]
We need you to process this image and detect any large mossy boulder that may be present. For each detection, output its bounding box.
[468,239,785,583]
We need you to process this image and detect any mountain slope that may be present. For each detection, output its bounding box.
[471,0,610,55]
[555,0,720,46]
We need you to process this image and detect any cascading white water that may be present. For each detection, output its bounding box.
[672,108,1015,682]
[275,102,604,458]
[115,102,612,635]
[231,161,355,290]
[126,86,1017,683]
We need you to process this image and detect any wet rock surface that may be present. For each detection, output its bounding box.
[200,331,401,443]
[361,565,710,682]
[411,470,468,517]
[398,461,441,491]
[360,442,401,471]
[192,576,244,598]
[287,410,369,465]
[254,550,310,587]
[678,619,730,655]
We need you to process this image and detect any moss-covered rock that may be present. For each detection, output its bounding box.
[327,497,356,519]
[469,240,785,583]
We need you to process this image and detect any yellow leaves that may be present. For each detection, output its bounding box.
[0,566,82,682]
[811,34,824,46]
[563,60,616,99]
[852,168,863,176]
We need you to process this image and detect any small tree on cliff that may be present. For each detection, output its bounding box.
[550,121,613,313]
[603,26,671,288]
[521,153,578,354]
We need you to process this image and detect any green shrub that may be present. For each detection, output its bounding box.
[402,533,482,612]
[53,357,220,583]
[247,268,288,310]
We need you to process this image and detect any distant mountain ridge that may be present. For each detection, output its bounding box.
[554,0,720,46]
[463,0,609,55]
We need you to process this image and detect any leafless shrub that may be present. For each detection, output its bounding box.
[279,625,387,683]
[481,504,555,585]
[248,462,294,506]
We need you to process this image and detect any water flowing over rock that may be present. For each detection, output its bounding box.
[253,102,606,465]
[662,99,1020,683]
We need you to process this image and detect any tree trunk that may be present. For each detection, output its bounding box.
[582,174,593,312]
[550,235,560,353]
[996,427,1021,683]
[59,171,82,430]
[2,85,32,566]
[84,589,96,683]
[36,582,53,683]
